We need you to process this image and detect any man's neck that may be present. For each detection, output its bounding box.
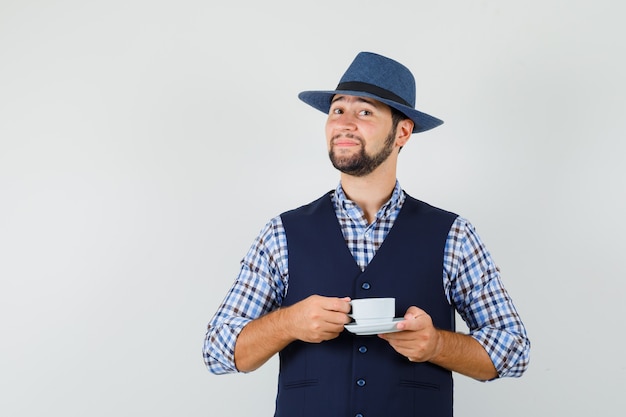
[340,170,397,224]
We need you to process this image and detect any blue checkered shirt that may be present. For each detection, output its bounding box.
[203,181,530,378]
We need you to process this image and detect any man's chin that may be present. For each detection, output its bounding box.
[331,157,360,172]
[332,163,370,177]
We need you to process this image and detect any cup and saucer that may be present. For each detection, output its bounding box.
[344,297,404,336]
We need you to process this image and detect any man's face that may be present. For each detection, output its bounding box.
[325,95,398,177]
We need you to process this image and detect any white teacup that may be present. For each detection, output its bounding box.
[349,297,395,325]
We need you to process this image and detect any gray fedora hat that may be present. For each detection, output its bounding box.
[298,52,443,133]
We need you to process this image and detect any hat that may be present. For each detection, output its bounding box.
[298,52,443,133]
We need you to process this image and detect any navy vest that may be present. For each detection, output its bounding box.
[277,192,458,417]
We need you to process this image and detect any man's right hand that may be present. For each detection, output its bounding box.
[280,295,352,343]
[234,295,351,372]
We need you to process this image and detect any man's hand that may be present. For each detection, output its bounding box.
[281,295,352,343]
[234,295,351,372]
[379,305,498,381]
[378,306,442,362]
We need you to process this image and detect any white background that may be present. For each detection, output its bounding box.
[1,1,625,416]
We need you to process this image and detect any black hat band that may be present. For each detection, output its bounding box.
[336,81,411,107]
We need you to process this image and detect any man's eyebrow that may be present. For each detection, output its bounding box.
[330,95,382,107]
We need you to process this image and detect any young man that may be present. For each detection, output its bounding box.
[204,51,530,416]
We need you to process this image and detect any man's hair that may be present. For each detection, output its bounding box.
[390,107,410,129]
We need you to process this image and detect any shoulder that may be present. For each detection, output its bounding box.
[280,191,334,220]
[445,215,491,258]
[403,193,459,222]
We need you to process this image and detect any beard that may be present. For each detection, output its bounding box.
[328,126,397,177]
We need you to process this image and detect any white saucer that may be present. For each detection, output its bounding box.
[345,318,404,335]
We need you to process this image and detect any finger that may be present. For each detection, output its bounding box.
[378,334,416,356]
[325,296,352,313]
[395,315,421,331]
[325,310,353,325]
[393,315,429,333]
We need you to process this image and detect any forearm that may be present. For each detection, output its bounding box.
[234,308,295,372]
[444,217,530,378]
[235,295,352,372]
[430,330,497,381]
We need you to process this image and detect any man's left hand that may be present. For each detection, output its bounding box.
[378,306,443,363]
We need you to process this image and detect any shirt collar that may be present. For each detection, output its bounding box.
[333,180,406,223]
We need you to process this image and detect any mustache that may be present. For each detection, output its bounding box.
[331,133,364,144]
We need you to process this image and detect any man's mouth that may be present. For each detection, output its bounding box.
[332,134,362,147]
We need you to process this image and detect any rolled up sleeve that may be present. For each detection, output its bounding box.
[203,217,288,374]
[444,217,530,379]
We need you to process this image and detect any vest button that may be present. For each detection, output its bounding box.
[361,282,371,290]
[358,346,367,354]
[356,379,366,387]
[355,414,364,417]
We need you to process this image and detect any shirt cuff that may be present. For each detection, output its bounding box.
[204,317,252,374]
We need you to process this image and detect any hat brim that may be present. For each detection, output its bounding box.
[298,90,443,134]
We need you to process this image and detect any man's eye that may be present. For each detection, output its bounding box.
[332,108,343,114]
[359,110,372,116]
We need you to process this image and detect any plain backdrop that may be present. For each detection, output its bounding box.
[1,1,625,416]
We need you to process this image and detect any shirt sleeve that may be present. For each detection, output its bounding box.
[203,216,288,374]
[443,217,530,379]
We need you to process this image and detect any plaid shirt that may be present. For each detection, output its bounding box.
[204,181,530,378]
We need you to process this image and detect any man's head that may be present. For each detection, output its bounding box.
[298,51,443,134]
[325,94,413,177]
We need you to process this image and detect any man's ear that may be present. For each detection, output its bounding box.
[396,119,413,147]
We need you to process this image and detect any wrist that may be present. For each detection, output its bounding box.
[274,306,298,344]
[429,329,446,362]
